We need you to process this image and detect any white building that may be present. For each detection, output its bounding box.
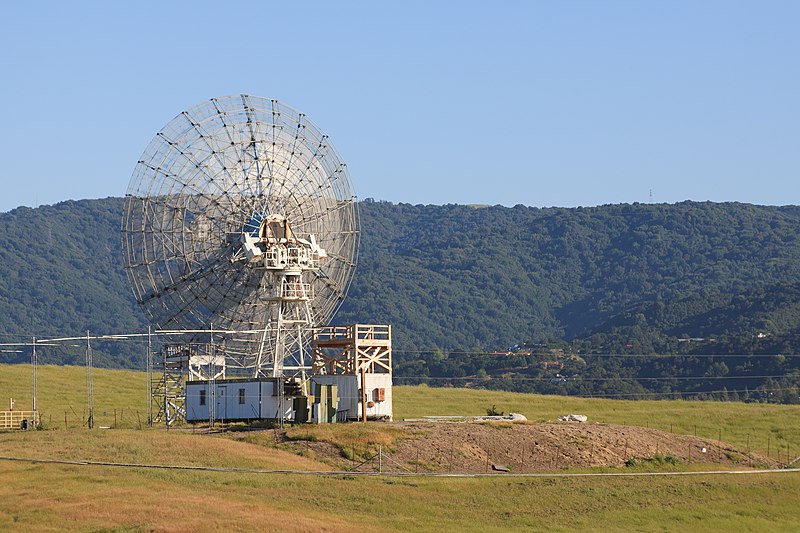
[185,378,298,422]
[311,373,392,421]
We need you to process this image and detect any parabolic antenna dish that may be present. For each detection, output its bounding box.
[121,95,358,369]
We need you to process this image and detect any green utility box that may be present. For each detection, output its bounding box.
[293,396,309,423]
[313,383,339,423]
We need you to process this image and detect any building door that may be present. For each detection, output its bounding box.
[217,386,227,421]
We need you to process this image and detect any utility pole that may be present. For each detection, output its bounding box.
[86,331,94,429]
[360,367,367,424]
[31,337,37,413]
[147,326,153,427]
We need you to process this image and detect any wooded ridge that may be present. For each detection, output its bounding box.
[1,198,798,401]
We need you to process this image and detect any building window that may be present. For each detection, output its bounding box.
[199,389,206,406]
[239,388,246,405]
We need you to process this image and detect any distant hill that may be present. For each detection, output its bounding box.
[1,198,799,401]
[0,198,146,367]
[340,200,800,352]
[583,281,800,354]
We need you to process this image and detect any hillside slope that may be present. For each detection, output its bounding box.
[585,281,800,353]
[339,201,800,352]
[1,198,799,399]
[0,199,146,367]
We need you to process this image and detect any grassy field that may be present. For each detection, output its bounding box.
[0,364,147,429]
[1,365,798,457]
[1,451,798,532]
[1,364,800,531]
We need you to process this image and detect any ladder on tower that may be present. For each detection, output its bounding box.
[152,345,189,426]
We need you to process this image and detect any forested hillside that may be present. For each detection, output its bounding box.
[583,281,800,354]
[340,200,800,350]
[1,198,799,401]
[0,199,146,367]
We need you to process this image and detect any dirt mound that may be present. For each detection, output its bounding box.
[289,421,778,474]
[387,421,778,473]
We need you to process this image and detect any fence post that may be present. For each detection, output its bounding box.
[747,434,751,467]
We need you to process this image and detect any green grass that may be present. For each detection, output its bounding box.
[282,422,410,461]
[0,364,147,429]
[2,364,798,460]
[1,364,798,461]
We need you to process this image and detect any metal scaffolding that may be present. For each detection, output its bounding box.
[150,343,226,426]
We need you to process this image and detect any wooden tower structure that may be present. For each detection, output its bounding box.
[311,324,392,421]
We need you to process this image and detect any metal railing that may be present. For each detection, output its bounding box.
[314,324,391,342]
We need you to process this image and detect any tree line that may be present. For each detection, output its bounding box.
[1,198,799,401]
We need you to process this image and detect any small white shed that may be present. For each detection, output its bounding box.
[185,378,297,422]
[312,373,392,421]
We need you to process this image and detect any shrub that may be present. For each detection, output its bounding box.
[487,405,504,416]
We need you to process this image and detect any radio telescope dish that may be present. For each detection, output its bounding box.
[121,95,359,377]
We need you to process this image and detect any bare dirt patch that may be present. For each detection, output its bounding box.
[278,421,779,474]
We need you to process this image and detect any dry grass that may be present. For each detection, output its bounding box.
[0,460,364,532]
[0,363,799,530]
[0,455,799,532]
[0,429,328,472]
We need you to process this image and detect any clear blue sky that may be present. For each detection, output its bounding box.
[1,1,798,213]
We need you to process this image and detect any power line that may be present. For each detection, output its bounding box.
[0,328,269,347]
[392,374,797,382]
[393,350,800,358]
[569,386,798,400]
[388,384,797,401]
[0,329,798,358]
